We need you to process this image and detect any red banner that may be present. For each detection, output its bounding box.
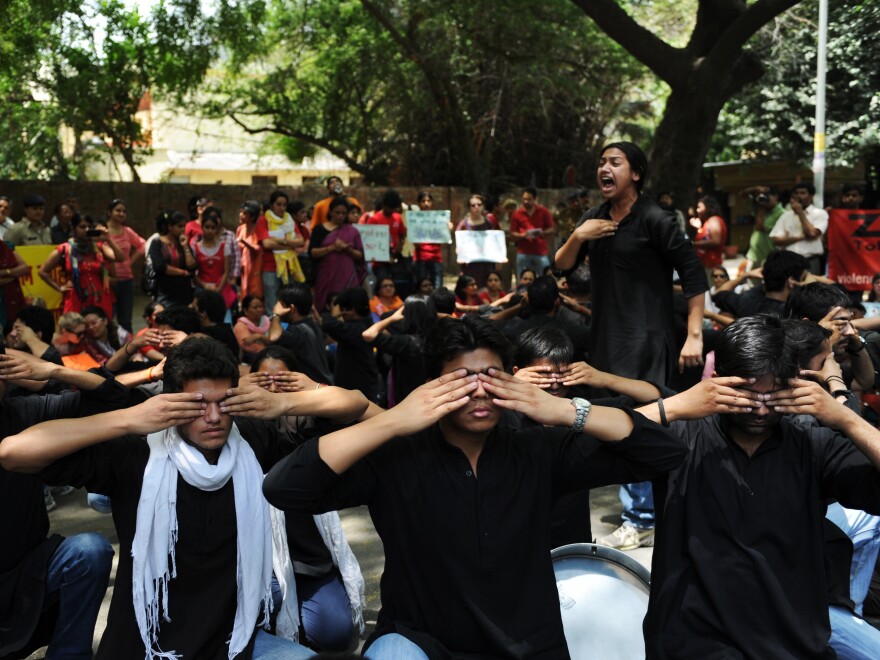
[827,209,880,290]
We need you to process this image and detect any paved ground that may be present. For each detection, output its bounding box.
[30,484,643,657]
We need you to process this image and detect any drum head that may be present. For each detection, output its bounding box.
[552,543,650,660]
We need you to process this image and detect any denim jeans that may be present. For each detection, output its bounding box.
[87,493,113,514]
[620,482,655,529]
[826,503,880,614]
[262,272,280,311]
[112,278,135,333]
[414,260,444,290]
[252,629,314,659]
[515,253,550,278]
[44,532,114,659]
[364,633,430,659]
[270,571,354,652]
[828,604,880,659]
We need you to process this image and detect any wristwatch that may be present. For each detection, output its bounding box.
[570,397,592,433]
[847,335,866,355]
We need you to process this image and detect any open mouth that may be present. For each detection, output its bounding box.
[599,175,615,193]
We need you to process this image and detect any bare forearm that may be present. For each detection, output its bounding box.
[686,294,704,340]
[554,234,585,271]
[280,387,368,422]
[849,351,875,391]
[602,373,661,403]
[835,409,880,471]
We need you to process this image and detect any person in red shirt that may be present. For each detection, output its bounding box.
[412,191,451,291]
[509,186,555,278]
[184,196,212,242]
[363,189,407,286]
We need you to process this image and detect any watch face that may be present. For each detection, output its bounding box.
[571,397,589,407]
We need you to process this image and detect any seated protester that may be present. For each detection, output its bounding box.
[369,278,403,321]
[132,301,166,364]
[0,338,370,659]
[0,348,125,659]
[262,316,685,658]
[7,305,63,365]
[104,305,200,374]
[783,319,880,659]
[510,326,673,548]
[81,305,132,366]
[514,267,536,293]
[785,282,876,392]
[429,287,456,319]
[240,346,368,651]
[478,271,508,306]
[362,297,435,407]
[636,314,880,658]
[193,289,240,359]
[51,312,87,357]
[453,275,483,316]
[269,284,334,385]
[320,288,379,403]
[235,295,272,362]
[712,248,808,319]
[495,275,590,359]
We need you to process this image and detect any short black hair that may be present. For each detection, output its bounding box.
[382,189,402,210]
[15,305,55,342]
[328,196,349,215]
[288,200,305,215]
[514,326,574,369]
[155,305,202,335]
[424,316,512,379]
[431,287,456,315]
[783,319,832,369]
[791,182,815,196]
[337,287,370,317]
[279,283,313,317]
[714,314,797,381]
[784,283,851,322]
[163,337,240,393]
[527,276,559,315]
[251,344,300,373]
[762,249,809,293]
[523,186,538,198]
[269,190,289,206]
[193,289,228,324]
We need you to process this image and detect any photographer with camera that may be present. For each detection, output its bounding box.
[309,175,361,231]
[742,185,784,269]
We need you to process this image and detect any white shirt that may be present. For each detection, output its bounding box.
[769,204,828,257]
[0,218,16,240]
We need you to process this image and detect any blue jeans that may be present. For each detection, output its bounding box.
[828,604,880,660]
[262,272,280,311]
[87,493,112,514]
[620,482,655,529]
[414,260,444,291]
[252,629,314,659]
[112,278,135,333]
[364,633,429,659]
[45,532,114,659]
[271,571,354,652]
[826,503,880,614]
[516,253,550,278]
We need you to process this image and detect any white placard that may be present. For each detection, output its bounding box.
[455,230,508,264]
[406,210,452,244]
[354,224,390,262]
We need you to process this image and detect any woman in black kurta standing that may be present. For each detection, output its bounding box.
[555,142,706,388]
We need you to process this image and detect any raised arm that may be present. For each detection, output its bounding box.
[220,381,369,424]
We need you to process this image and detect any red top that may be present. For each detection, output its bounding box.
[364,211,407,261]
[695,216,728,268]
[254,216,275,272]
[415,242,443,262]
[510,205,554,255]
[184,219,203,242]
[191,239,230,285]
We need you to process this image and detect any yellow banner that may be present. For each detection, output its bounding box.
[15,245,63,313]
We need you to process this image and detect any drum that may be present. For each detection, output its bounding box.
[552,542,650,660]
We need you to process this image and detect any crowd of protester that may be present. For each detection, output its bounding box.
[1,149,880,659]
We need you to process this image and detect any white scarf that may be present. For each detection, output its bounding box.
[132,425,273,660]
[270,509,366,642]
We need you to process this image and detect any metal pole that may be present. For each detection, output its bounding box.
[813,0,828,207]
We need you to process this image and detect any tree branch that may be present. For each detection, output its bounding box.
[708,0,801,69]
[568,0,683,84]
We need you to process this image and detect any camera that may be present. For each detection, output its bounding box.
[755,193,769,205]
[333,183,344,195]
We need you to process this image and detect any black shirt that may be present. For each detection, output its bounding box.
[201,323,240,360]
[38,418,296,660]
[264,412,685,659]
[275,318,334,385]
[712,285,785,319]
[646,415,880,659]
[320,313,379,402]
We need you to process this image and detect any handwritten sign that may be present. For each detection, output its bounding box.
[455,230,508,264]
[406,210,452,244]
[16,245,63,313]
[354,224,390,262]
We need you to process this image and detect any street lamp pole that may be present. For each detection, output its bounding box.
[813,0,828,207]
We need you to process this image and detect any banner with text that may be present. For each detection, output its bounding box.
[17,245,63,313]
[406,210,452,244]
[455,230,508,264]
[827,209,880,290]
[354,224,390,262]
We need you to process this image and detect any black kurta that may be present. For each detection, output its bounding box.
[573,197,706,386]
[646,415,880,659]
[263,412,685,659]
[37,418,296,660]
